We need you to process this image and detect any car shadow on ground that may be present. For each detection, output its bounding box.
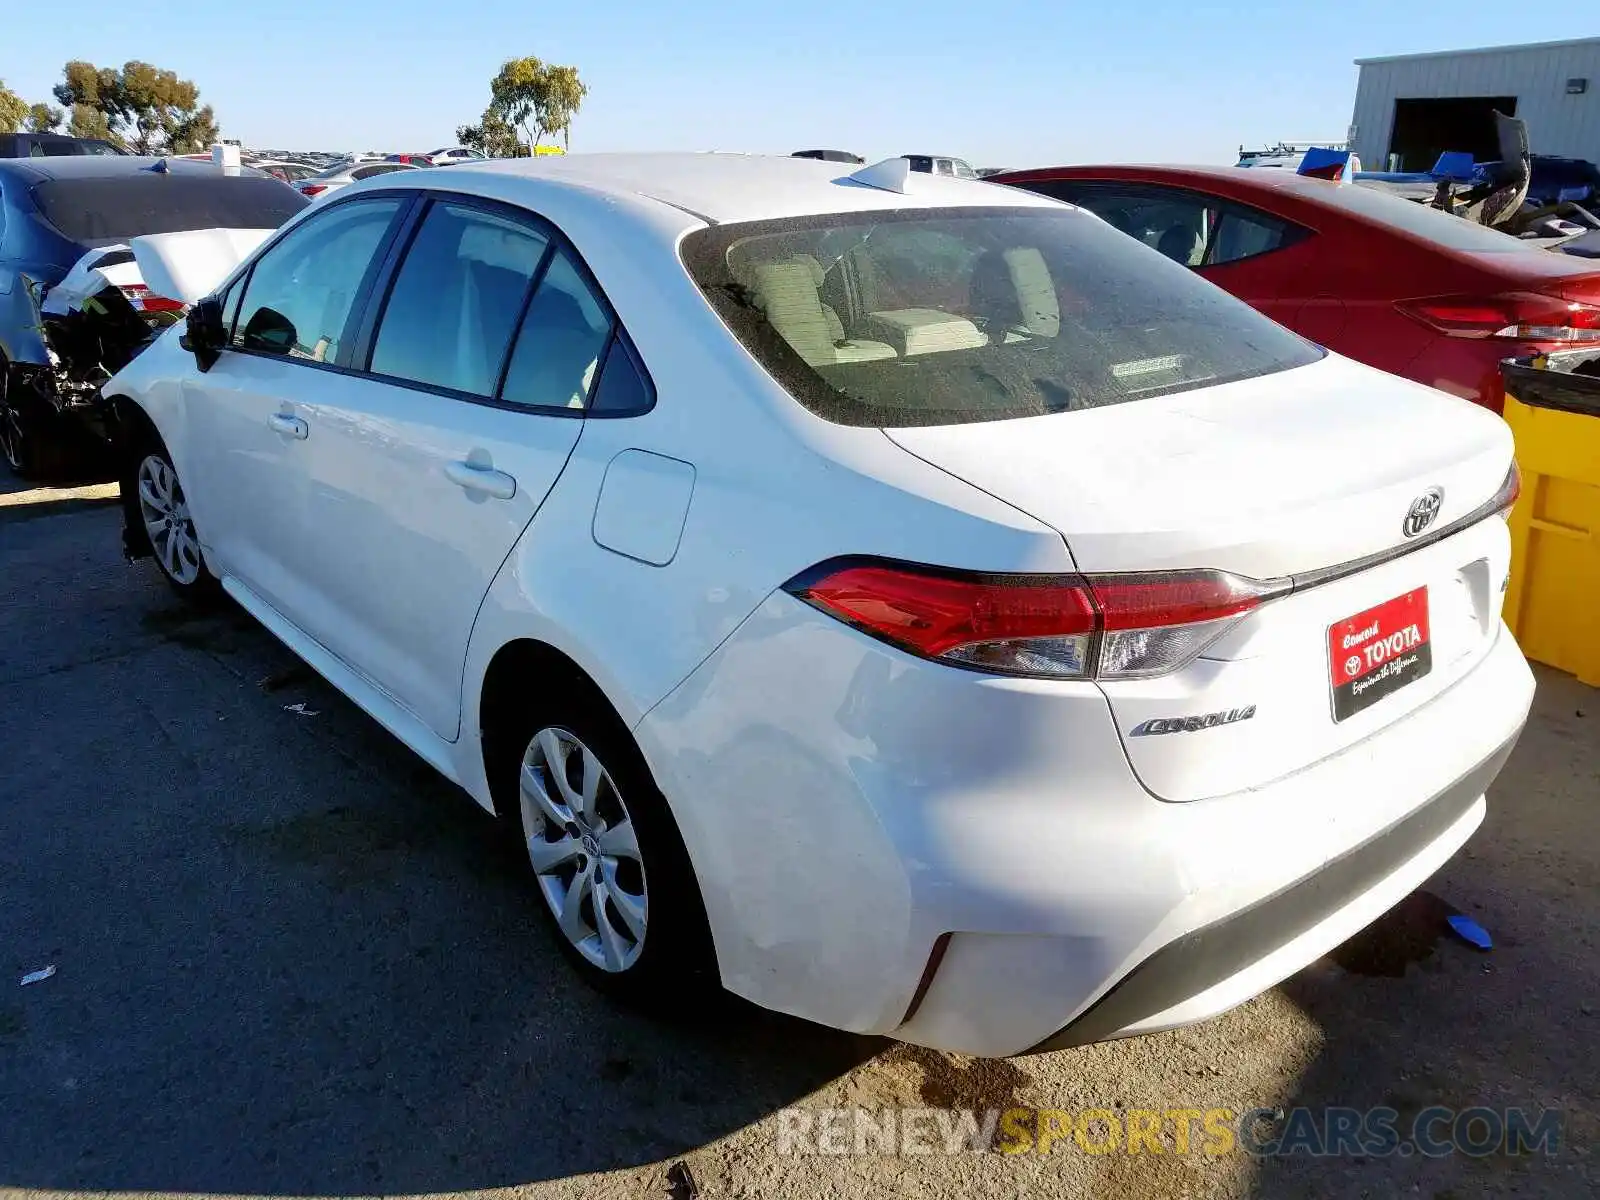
[0,586,884,1195]
[1247,668,1600,1197]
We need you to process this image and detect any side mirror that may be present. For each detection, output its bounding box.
[180,297,227,372]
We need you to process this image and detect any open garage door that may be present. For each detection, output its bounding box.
[1388,96,1517,171]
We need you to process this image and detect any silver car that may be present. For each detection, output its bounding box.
[295,159,419,200]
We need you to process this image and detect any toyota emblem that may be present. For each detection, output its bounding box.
[1403,487,1444,538]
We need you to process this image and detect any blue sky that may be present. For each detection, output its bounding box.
[4,3,1592,164]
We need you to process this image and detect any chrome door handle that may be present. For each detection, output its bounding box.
[444,460,516,500]
[269,413,308,439]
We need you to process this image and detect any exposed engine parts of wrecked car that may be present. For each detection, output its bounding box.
[0,154,308,479]
[0,247,184,476]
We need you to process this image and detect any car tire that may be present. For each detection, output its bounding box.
[492,691,719,1011]
[1,385,69,482]
[0,404,33,478]
[126,434,221,603]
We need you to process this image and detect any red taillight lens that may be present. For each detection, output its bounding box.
[786,560,1285,680]
[1398,293,1600,342]
[300,184,328,197]
[790,563,1098,677]
[1089,574,1273,630]
[117,284,185,314]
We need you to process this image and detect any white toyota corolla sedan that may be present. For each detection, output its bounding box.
[105,153,1534,1057]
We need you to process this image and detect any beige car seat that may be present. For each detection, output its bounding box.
[967,246,1061,340]
[745,254,895,366]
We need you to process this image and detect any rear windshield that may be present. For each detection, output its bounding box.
[682,206,1321,427]
[31,175,307,243]
[1302,179,1537,252]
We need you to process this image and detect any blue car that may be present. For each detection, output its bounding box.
[0,155,305,477]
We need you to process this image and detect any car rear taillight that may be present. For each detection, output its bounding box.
[784,560,1287,680]
[300,184,328,197]
[117,284,184,314]
[1398,293,1600,342]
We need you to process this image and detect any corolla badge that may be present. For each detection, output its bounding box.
[1130,706,1256,736]
[1403,487,1445,538]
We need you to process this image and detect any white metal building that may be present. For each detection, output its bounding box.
[1351,37,1600,170]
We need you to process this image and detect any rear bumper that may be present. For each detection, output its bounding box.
[1026,729,1513,1052]
[638,595,1535,1057]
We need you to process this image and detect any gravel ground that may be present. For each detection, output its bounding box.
[0,478,1595,1199]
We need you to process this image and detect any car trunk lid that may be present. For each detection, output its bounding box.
[885,354,1510,577]
[884,353,1517,800]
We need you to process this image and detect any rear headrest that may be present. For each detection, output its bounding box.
[748,257,835,366]
[968,246,1060,337]
[1003,247,1059,337]
[792,254,827,288]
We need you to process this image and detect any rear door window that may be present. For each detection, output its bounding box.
[368,201,549,396]
[682,205,1322,427]
[232,197,402,362]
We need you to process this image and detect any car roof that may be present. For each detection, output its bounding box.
[0,155,266,182]
[442,152,1055,223]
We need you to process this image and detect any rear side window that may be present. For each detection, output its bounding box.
[30,175,307,243]
[233,197,401,361]
[588,335,653,415]
[682,206,1322,428]
[369,202,548,396]
[1212,209,1296,262]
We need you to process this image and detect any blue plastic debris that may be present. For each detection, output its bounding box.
[1298,147,1359,182]
[1447,914,1493,950]
[1429,151,1479,183]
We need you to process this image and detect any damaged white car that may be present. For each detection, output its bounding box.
[0,155,305,477]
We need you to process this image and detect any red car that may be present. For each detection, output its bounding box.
[990,165,1600,410]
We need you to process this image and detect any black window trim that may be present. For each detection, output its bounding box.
[347,187,655,419]
[206,184,656,418]
[1020,178,1314,268]
[222,189,420,380]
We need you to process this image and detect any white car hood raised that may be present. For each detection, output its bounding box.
[884,354,1513,578]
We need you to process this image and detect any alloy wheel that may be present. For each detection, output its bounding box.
[136,453,203,586]
[519,726,648,973]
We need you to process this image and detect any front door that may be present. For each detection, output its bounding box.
[184,196,406,615]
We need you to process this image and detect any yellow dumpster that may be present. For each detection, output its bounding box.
[1501,350,1600,686]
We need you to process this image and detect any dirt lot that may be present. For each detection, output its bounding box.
[0,476,1595,1199]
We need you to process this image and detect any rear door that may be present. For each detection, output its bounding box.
[282,195,627,740]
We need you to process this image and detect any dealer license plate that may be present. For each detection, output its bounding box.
[1327,587,1432,722]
